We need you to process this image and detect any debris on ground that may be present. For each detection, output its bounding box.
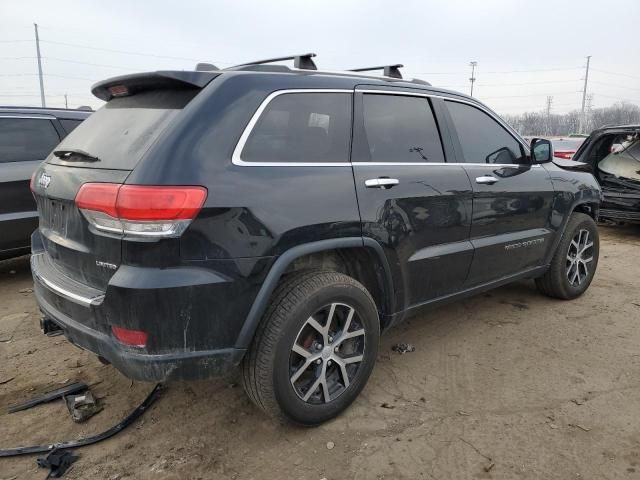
[484,462,495,472]
[568,423,591,432]
[65,391,103,423]
[571,398,586,406]
[18,288,32,294]
[0,384,162,458]
[0,376,15,385]
[326,441,335,450]
[391,343,416,354]
[37,448,78,478]
[380,402,395,409]
[7,382,88,414]
[458,410,471,416]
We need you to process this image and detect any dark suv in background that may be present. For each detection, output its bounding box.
[0,106,91,259]
[29,54,601,425]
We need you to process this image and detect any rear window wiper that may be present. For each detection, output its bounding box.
[53,149,100,162]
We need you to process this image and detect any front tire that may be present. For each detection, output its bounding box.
[241,271,380,426]
[536,212,599,299]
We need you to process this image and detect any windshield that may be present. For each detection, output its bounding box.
[47,89,196,170]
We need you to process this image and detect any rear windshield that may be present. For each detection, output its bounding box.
[47,89,196,170]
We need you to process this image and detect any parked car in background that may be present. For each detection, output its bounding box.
[551,137,586,160]
[569,124,640,223]
[0,106,92,259]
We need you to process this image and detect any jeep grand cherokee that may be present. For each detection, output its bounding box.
[29,54,601,425]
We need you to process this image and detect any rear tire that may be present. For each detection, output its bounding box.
[241,270,379,426]
[536,212,599,299]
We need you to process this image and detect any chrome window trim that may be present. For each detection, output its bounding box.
[0,115,57,120]
[231,87,532,168]
[353,162,540,168]
[231,88,354,167]
[357,89,530,155]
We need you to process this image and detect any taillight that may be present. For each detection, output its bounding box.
[75,183,207,238]
[112,326,148,347]
[554,151,575,160]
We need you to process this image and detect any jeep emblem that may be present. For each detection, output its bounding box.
[38,172,51,189]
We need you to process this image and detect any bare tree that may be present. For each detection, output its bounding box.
[503,102,640,136]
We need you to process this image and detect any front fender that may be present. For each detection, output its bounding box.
[544,164,601,264]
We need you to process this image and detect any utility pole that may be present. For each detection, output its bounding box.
[64,94,68,109]
[34,23,46,108]
[469,61,477,97]
[579,55,591,134]
[545,96,553,135]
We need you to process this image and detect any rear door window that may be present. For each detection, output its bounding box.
[0,117,61,163]
[357,94,445,163]
[48,89,196,170]
[446,101,526,164]
[240,92,352,164]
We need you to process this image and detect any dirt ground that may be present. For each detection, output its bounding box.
[1,225,640,480]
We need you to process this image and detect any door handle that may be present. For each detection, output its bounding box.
[365,178,400,189]
[475,175,499,185]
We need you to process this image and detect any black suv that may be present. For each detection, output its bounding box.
[0,106,91,259]
[29,54,602,425]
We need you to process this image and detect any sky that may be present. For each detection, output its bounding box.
[1,0,639,115]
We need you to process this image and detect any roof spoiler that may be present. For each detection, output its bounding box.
[91,71,220,101]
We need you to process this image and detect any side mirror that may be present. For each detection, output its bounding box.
[531,138,553,163]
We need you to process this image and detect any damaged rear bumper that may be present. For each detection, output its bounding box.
[35,285,245,381]
[30,248,253,382]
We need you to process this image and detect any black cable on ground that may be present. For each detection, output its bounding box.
[0,383,163,458]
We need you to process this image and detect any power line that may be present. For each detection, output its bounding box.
[38,39,232,64]
[408,66,582,76]
[0,56,37,60]
[481,91,581,99]
[475,79,580,87]
[591,92,640,102]
[590,80,640,92]
[591,69,640,81]
[43,57,137,70]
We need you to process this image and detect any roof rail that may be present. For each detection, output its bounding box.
[230,53,317,70]
[349,64,403,79]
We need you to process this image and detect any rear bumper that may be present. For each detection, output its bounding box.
[30,234,269,381]
[35,283,245,381]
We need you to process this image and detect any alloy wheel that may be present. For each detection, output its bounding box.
[566,228,594,287]
[289,303,366,404]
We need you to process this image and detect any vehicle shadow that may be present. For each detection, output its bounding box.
[0,255,31,279]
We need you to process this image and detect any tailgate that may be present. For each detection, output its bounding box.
[33,164,130,291]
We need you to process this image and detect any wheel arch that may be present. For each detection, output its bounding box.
[234,238,394,349]
[545,199,600,265]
